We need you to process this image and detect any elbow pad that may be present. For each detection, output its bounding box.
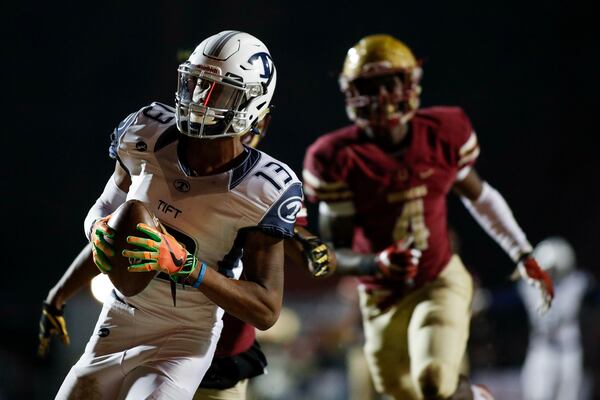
[461,182,532,262]
[83,175,127,240]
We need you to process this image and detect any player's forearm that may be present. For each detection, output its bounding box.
[284,237,308,270]
[332,248,376,276]
[83,169,129,240]
[190,266,282,330]
[285,227,337,277]
[46,243,100,308]
[460,181,532,262]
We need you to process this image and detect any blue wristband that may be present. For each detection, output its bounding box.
[192,262,207,288]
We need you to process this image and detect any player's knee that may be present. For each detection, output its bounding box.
[415,360,457,399]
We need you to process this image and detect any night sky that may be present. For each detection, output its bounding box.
[2,0,597,398]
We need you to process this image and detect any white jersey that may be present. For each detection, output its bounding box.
[519,271,590,400]
[56,102,303,399]
[111,101,303,291]
[518,271,588,346]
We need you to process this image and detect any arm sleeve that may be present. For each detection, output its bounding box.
[83,175,127,240]
[461,181,532,262]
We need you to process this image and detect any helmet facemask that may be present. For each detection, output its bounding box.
[348,71,416,121]
[175,63,265,139]
[339,35,422,142]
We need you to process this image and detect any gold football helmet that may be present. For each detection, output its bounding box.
[339,34,422,127]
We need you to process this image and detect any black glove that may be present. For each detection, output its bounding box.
[38,302,70,358]
[293,228,335,277]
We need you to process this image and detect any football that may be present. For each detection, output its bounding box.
[106,200,159,296]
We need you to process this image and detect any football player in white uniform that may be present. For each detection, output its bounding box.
[519,237,593,400]
[54,31,303,400]
[41,122,334,400]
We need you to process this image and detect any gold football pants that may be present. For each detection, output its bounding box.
[359,255,473,400]
[193,379,249,400]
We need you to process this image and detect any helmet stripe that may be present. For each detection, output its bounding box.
[206,30,241,58]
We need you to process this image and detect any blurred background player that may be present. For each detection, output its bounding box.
[519,237,594,400]
[39,106,335,400]
[51,30,304,400]
[302,34,553,400]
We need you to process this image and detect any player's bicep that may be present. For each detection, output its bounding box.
[242,230,285,296]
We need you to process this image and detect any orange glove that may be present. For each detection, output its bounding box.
[91,215,115,273]
[123,223,198,280]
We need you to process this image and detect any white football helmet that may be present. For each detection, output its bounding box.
[175,31,276,139]
[533,236,576,277]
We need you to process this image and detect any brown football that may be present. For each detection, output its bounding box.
[106,200,159,296]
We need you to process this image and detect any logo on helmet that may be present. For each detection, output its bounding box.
[248,52,273,80]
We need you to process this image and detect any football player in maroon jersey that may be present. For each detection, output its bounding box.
[38,114,334,400]
[303,34,553,400]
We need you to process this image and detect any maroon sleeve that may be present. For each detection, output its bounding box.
[295,202,308,227]
[450,108,479,173]
[429,107,479,176]
[302,134,353,204]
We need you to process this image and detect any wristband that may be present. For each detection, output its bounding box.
[192,262,207,288]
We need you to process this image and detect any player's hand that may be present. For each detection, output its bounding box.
[375,238,421,284]
[91,214,115,274]
[293,228,336,277]
[123,223,198,280]
[517,256,554,315]
[38,302,70,358]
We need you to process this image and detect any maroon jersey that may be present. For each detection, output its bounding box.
[303,106,479,287]
[214,207,309,357]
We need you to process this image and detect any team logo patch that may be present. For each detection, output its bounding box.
[174,179,190,193]
[98,327,110,337]
[277,196,302,223]
[136,141,147,152]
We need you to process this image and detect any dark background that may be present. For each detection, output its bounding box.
[2,0,598,398]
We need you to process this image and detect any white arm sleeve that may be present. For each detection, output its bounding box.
[461,182,532,262]
[83,174,127,240]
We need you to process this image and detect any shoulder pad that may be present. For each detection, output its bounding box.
[302,126,358,203]
[110,102,178,172]
[235,150,303,238]
[417,106,473,146]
